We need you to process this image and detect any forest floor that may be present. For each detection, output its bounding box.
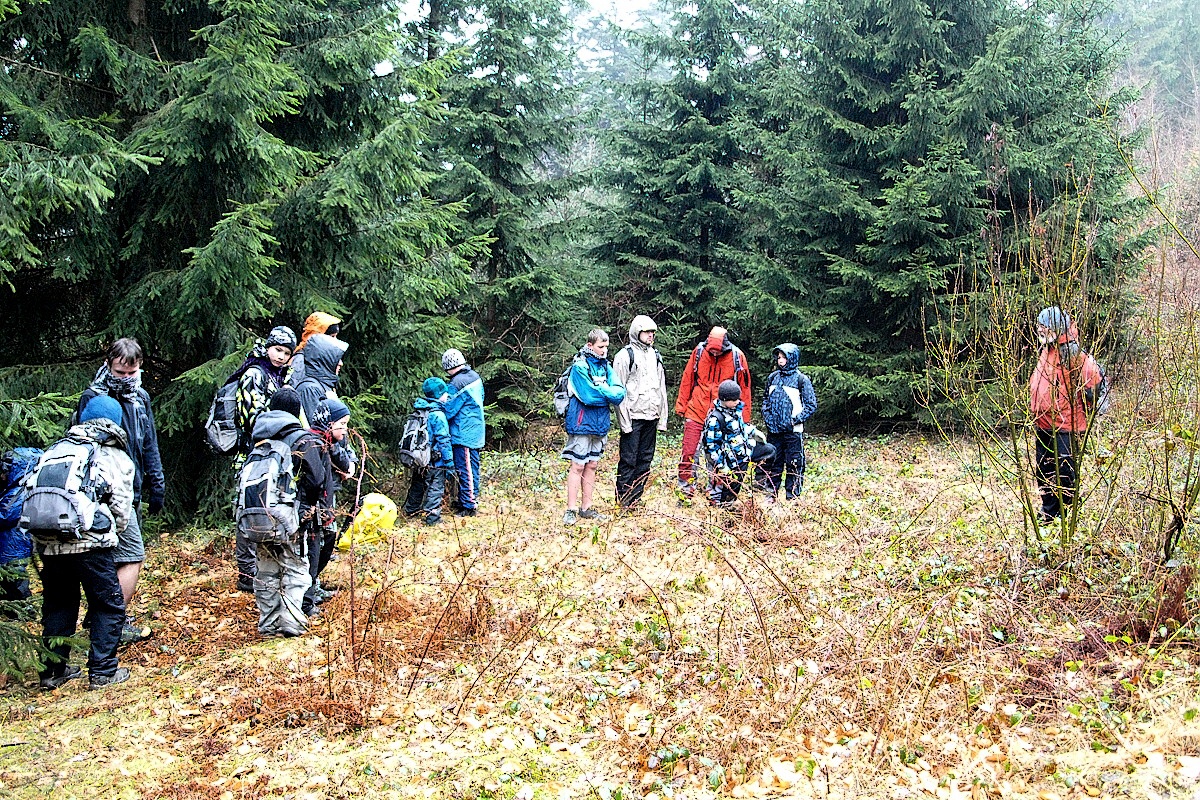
[3,432,1200,799]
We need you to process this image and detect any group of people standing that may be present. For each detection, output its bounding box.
[558,318,818,523]
[221,318,485,639]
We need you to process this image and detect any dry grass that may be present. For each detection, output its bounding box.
[3,433,1200,798]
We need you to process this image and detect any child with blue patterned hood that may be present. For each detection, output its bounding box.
[761,343,818,499]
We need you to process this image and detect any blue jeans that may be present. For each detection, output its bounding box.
[40,548,125,680]
[452,446,481,510]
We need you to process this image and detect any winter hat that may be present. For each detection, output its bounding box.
[80,395,123,425]
[718,380,741,402]
[320,398,350,424]
[269,387,302,417]
[422,377,449,399]
[1036,306,1070,335]
[441,348,468,372]
[266,325,298,352]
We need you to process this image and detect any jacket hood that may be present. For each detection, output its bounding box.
[251,409,305,441]
[299,312,342,350]
[628,315,657,344]
[413,397,440,412]
[705,332,733,356]
[68,418,130,450]
[303,334,349,387]
[773,343,801,373]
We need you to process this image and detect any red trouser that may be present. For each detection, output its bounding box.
[678,418,705,484]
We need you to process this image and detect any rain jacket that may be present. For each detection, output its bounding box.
[441,367,486,449]
[34,419,135,556]
[77,365,164,505]
[1029,323,1102,434]
[702,400,767,474]
[233,347,291,445]
[290,312,341,385]
[414,397,454,466]
[614,316,669,434]
[761,344,818,433]
[676,334,752,424]
[0,448,42,564]
[565,348,626,436]
[294,334,349,429]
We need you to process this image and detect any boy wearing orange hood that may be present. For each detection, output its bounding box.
[289,312,341,386]
[1029,306,1103,523]
[675,326,752,498]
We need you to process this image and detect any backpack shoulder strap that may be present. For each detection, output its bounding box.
[624,345,636,374]
[692,342,705,379]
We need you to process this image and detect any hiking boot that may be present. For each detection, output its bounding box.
[119,617,152,646]
[424,515,441,526]
[89,667,130,690]
[562,509,579,526]
[455,508,477,518]
[40,665,82,691]
[236,577,254,593]
[579,508,610,522]
[313,584,338,603]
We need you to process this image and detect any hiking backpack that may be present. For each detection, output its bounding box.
[1088,363,1113,416]
[552,355,585,418]
[204,378,241,455]
[20,436,113,544]
[398,409,433,469]
[234,432,305,545]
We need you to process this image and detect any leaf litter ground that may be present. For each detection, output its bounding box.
[4,433,1200,799]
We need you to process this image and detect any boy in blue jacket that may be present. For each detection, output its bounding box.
[561,329,626,525]
[404,378,454,526]
[761,344,817,499]
[439,349,486,517]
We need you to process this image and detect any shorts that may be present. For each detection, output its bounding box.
[112,505,146,565]
[561,434,607,465]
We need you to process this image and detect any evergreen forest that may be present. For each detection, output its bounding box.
[0,0,1195,509]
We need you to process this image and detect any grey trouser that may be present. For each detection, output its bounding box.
[254,541,311,636]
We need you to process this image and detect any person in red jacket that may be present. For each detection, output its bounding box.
[1029,306,1103,523]
[675,326,752,498]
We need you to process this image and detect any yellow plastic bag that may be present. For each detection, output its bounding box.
[338,492,398,550]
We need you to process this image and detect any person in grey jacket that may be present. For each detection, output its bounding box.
[294,333,349,429]
[613,315,669,509]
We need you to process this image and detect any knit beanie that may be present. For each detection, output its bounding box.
[718,380,741,402]
[269,387,302,417]
[266,325,298,352]
[80,395,123,425]
[422,377,448,399]
[1036,306,1070,335]
[321,398,350,424]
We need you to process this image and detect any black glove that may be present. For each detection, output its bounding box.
[146,495,165,516]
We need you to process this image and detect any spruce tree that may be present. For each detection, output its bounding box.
[0,0,483,514]
[731,0,1142,418]
[424,0,584,432]
[592,0,755,364]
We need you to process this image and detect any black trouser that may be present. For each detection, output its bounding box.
[1035,428,1077,520]
[617,419,660,507]
[710,443,777,505]
[40,548,125,680]
[765,431,806,498]
[301,516,338,614]
[1,559,31,613]
[404,465,447,520]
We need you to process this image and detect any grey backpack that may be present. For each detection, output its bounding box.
[21,436,112,544]
[234,432,305,545]
[204,379,240,455]
[398,408,432,469]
